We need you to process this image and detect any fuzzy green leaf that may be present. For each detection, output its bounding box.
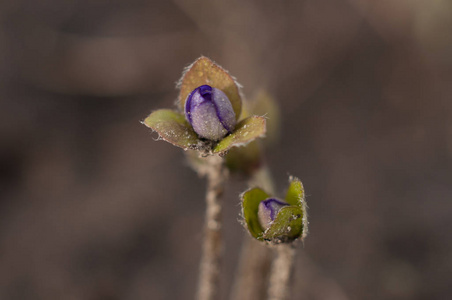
[242,187,270,239]
[285,177,304,207]
[143,109,198,150]
[213,116,266,154]
[178,57,242,119]
[262,206,304,242]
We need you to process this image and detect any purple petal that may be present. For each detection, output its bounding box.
[258,198,290,230]
[185,85,236,141]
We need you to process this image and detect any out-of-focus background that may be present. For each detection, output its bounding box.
[1,0,451,299]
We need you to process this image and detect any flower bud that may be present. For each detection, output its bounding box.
[258,198,290,230]
[185,85,236,141]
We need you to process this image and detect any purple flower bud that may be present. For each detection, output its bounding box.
[185,85,236,141]
[258,198,290,230]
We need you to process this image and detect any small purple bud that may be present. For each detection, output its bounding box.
[185,85,236,141]
[258,198,290,230]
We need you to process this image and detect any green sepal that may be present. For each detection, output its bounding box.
[142,109,198,150]
[242,187,269,239]
[178,56,242,119]
[213,116,266,154]
[284,176,308,241]
[285,177,304,207]
[262,206,304,242]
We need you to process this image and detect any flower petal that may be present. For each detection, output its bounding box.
[258,198,290,230]
[185,85,236,141]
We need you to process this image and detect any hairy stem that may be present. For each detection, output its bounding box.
[230,238,272,300]
[268,244,296,300]
[197,155,227,300]
[230,166,275,300]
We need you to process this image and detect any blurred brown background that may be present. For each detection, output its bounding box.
[1,0,451,299]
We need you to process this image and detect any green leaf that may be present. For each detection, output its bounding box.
[285,176,304,207]
[178,56,242,119]
[242,187,270,239]
[249,90,281,146]
[213,116,266,154]
[142,109,199,150]
[262,206,304,242]
[225,141,262,175]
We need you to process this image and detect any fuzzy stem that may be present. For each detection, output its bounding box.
[230,238,272,300]
[197,155,227,300]
[268,244,296,300]
[230,166,275,300]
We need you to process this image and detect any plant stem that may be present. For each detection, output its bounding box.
[268,244,296,300]
[197,154,227,300]
[230,238,272,300]
[230,166,275,300]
